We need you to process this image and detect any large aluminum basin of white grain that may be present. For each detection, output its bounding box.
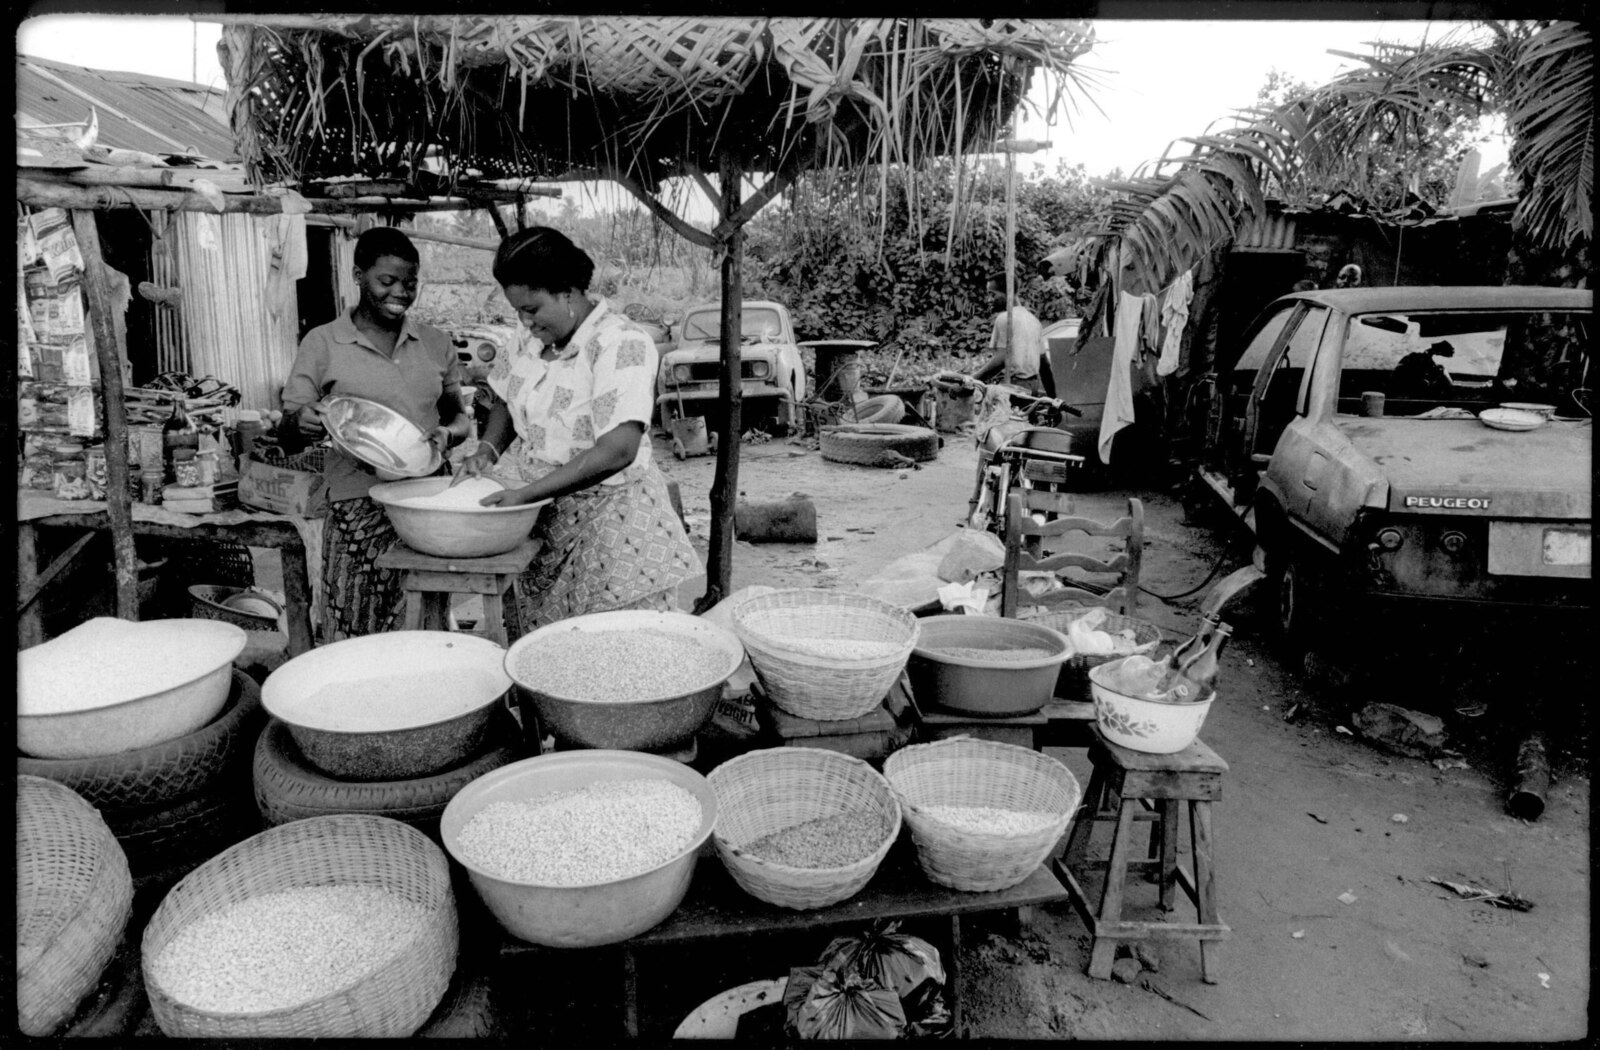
[19,618,247,759]
[440,750,718,948]
[368,476,548,559]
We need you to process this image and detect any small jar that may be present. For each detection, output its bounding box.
[84,444,108,500]
[197,448,218,486]
[51,442,91,500]
[236,409,267,464]
[173,448,201,487]
[141,468,164,504]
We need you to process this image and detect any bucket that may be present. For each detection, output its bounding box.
[667,415,711,457]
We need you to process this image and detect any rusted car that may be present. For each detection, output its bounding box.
[655,301,806,433]
[1197,286,1591,645]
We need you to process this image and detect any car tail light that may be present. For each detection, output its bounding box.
[1440,530,1469,554]
[1376,527,1404,550]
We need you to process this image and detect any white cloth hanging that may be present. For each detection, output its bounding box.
[1099,291,1144,465]
[1157,267,1195,377]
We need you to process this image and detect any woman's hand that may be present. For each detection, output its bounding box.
[452,443,500,485]
[479,483,541,508]
[294,400,328,438]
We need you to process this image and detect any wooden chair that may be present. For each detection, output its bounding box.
[1000,490,1144,618]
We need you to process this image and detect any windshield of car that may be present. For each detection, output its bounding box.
[682,307,783,342]
[1338,309,1590,417]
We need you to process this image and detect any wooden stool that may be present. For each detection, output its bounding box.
[1054,727,1229,983]
[915,699,1098,751]
[375,538,540,647]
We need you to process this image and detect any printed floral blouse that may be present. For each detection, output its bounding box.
[484,296,658,486]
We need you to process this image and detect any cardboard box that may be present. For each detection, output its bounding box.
[238,456,327,518]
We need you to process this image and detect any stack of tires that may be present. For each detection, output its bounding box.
[251,705,525,843]
[18,668,266,894]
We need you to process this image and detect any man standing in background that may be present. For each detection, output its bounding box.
[971,272,1054,397]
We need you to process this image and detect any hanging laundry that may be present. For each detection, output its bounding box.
[1140,292,1161,354]
[1158,268,1195,377]
[1099,291,1144,465]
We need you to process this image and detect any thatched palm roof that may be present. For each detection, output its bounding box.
[218,16,1094,203]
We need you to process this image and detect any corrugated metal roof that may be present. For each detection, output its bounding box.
[16,55,236,161]
[1235,211,1298,251]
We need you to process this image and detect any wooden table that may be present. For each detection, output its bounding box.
[498,846,1069,1038]
[17,503,315,655]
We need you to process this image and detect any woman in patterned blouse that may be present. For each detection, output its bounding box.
[454,227,701,628]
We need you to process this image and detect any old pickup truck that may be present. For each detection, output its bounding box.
[1197,286,1591,646]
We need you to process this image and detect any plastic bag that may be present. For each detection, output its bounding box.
[819,922,946,1002]
[792,969,905,1040]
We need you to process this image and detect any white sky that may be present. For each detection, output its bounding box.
[17,15,1503,221]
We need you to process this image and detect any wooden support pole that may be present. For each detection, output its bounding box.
[18,178,549,217]
[303,214,500,253]
[486,202,511,240]
[69,209,141,620]
[700,158,745,611]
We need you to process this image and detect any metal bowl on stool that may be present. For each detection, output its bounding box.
[263,631,514,781]
[505,610,744,752]
[369,477,549,559]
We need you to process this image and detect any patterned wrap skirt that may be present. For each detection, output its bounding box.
[319,495,406,643]
[512,463,701,629]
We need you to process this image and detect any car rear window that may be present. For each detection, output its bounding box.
[1337,309,1590,417]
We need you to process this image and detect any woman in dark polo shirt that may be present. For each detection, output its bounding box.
[279,226,470,641]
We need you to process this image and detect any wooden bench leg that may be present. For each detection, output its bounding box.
[1190,800,1221,984]
[1086,797,1139,980]
[481,590,508,648]
[1157,799,1180,910]
[402,591,426,631]
[621,946,640,1038]
[948,914,963,1037]
[1061,765,1104,866]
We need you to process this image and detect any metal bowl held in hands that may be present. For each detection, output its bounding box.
[19,617,247,758]
[440,750,718,947]
[263,631,514,781]
[368,477,549,559]
[321,394,442,481]
[505,611,744,752]
[907,615,1072,718]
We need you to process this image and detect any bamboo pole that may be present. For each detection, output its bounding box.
[304,214,499,252]
[18,179,542,217]
[700,156,745,611]
[69,209,141,620]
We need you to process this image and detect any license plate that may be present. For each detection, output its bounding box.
[1543,528,1591,566]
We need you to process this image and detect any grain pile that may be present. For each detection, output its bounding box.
[932,646,1055,662]
[515,629,727,701]
[457,778,702,884]
[149,885,428,1013]
[779,638,905,661]
[921,805,1059,835]
[741,808,890,868]
[392,477,505,509]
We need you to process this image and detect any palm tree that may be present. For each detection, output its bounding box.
[1065,20,1591,299]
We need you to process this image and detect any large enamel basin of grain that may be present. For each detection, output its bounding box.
[505,611,744,752]
[18,617,247,758]
[440,750,717,947]
[262,632,513,781]
[368,477,549,559]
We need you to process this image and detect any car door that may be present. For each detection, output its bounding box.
[1212,301,1300,504]
[1251,305,1330,521]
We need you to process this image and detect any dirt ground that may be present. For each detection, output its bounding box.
[653,430,1590,1041]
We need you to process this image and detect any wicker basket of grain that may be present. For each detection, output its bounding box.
[140,814,457,1038]
[16,775,135,1037]
[708,747,901,910]
[730,589,919,721]
[883,738,1080,892]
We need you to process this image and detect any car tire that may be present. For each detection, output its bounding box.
[105,780,259,865]
[820,423,939,466]
[1264,537,1329,657]
[18,669,263,814]
[252,717,521,836]
[847,395,906,426]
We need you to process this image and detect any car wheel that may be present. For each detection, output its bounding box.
[1266,541,1326,655]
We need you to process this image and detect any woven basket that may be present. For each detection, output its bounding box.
[16,775,135,1037]
[1025,606,1163,697]
[883,738,1081,892]
[731,589,919,721]
[188,584,283,630]
[708,747,901,911]
[140,814,458,1038]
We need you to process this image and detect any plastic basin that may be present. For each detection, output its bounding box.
[369,477,548,559]
[906,615,1072,718]
[440,750,717,947]
[1088,661,1214,754]
[263,632,513,781]
[18,618,247,758]
[505,611,743,751]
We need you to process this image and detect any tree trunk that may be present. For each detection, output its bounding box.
[700,158,745,611]
[69,209,141,620]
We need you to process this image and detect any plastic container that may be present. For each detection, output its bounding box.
[52,442,91,501]
[235,410,267,464]
[172,449,201,487]
[906,615,1072,717]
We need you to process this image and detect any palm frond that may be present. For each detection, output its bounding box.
[1506,21,1593,248]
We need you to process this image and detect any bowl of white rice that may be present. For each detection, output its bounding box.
[440,749,718,947]
[504,610,744,752]
[368,475,549,559]
[262,631,514,781]
[18,617,247,758]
